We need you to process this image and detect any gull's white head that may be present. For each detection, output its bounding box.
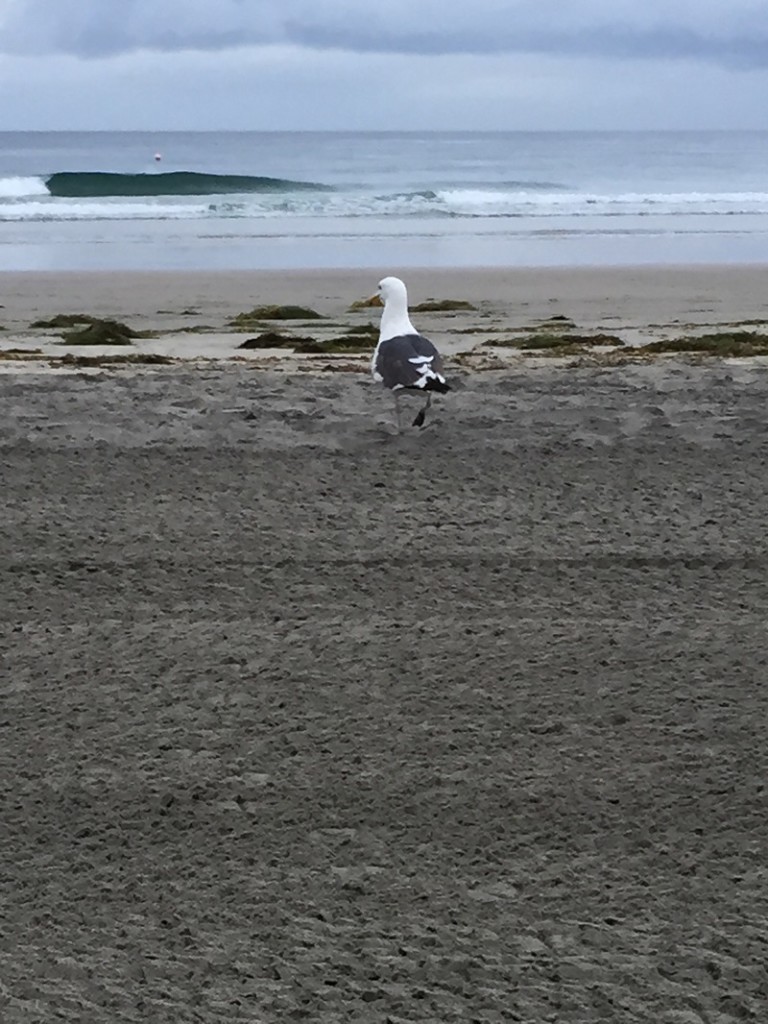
[375,276,416,341]
[377,276,408,309]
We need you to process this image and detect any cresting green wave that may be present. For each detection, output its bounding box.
[45,171,335,197]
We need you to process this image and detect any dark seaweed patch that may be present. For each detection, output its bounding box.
[343,323,379,338]
[61,320,139,345]
[229,305,324,326]
[238,332,318,350]
[57,353,175,367]
[31,313,101,329]
[640,332,768,356]
[486,332,624,350]
[0,348,44,360]
[238,331,374,355]
[411,299,478,312]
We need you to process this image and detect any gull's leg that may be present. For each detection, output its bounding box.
[412,392,431,428]
[394,391,403,433]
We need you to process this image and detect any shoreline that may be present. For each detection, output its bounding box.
[4,212,768,273]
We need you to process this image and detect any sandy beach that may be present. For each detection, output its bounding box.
[3,265,768,355]
[2,265,768,1021]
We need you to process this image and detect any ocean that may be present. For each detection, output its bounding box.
[2,130,768,271]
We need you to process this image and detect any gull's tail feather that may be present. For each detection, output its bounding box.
[422,377,451,394]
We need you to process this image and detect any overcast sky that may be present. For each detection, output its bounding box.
[1,0,767,131]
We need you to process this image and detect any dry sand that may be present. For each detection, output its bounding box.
[2,266,768,1022]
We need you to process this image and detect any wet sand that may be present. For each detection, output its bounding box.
[2,343,768,1020]
[4,264,768,348]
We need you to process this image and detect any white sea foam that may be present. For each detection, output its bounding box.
[4,179,768,223]
[433,188,768,218]
[0,176,49,198]
[0,199,214,221]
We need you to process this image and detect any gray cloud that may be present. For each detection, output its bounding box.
[291,24,768,70]
[2,0,768,68]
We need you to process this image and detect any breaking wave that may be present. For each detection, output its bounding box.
[44,171,335,197]
[3,173,768,222]
[0,176,49,198]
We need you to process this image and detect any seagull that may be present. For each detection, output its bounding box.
[370,276,450,430]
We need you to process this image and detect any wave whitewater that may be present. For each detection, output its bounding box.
[4,173,768,223]
[44,171,335,197]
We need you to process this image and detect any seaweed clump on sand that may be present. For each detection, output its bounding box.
[238,332,319,351]
[347,295,478,314]
[347,296,382,311]
[30,313,101,329]
[317,323,378,352]
[411,299,478,312]
[308,336,376,354]
[62,319,139,345]
[639,332,768,357]
[238,329,376,355]
[343,322,379,339]
[0,348,44,360]
[519,332,624,350]
[32,314,141,345]
[316,361,369,373]
[229,305,324,327]
[486,332,624,352]
[57,352,174,367]
[541,314,576,326]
